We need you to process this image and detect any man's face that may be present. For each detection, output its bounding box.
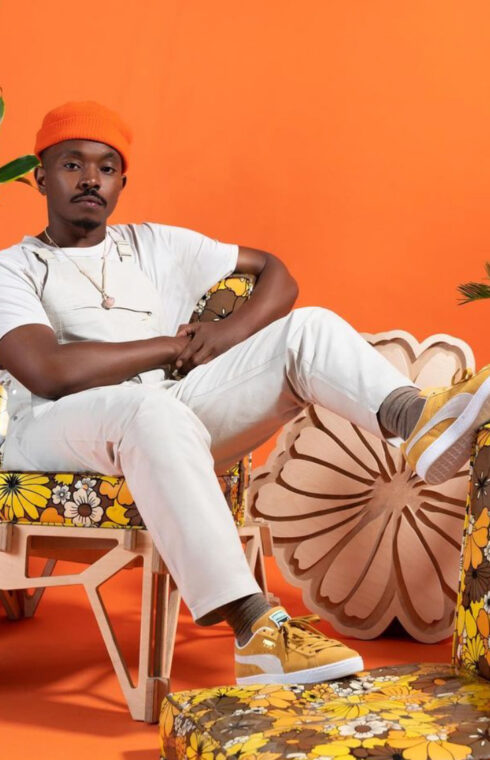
[35,139,126,231]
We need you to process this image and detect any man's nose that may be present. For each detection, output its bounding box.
[79,169,100,189]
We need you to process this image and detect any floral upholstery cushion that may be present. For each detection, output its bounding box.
[0,460,249,528]
[159,426,490,759]
[452,422,490,681]
[159,664,490,760]
[0,276,255,529]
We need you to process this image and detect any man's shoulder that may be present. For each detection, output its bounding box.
[110,223,205,263]
[110,222,202,245]
[0,239,34,268]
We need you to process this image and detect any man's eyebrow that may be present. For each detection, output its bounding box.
[59,149,84,158]
[100,151,119,161]
[59,149,119,161]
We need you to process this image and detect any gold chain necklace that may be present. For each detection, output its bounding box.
[43,227,115,309]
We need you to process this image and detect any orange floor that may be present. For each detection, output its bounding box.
[0,557,452,760]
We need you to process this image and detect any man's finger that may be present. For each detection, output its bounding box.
[192,346,214,365]
[175,334,205,367]
[176,323,197,338]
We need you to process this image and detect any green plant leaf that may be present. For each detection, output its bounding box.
[0,91,4,127]
[485,261,490,279]
[0,154,39,183]
[458,281,490,304]
[15,175,35,187]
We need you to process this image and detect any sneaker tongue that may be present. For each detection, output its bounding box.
[267,608,291,629]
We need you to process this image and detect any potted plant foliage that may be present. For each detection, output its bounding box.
[0,89,39,447]
[458,263,490,304]
[0,89,39,186]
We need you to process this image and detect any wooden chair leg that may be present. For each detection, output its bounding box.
[150,567,181,721]
[0,589,23,620]
[81,538,180,722]
[21,558,58,617]
[240,521,280,606]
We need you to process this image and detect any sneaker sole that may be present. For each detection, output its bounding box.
[417,376,490,485]
[236,655,364,685]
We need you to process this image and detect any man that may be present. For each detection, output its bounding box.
[0,101,489,686]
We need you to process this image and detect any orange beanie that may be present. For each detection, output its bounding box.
[35,101,133,171]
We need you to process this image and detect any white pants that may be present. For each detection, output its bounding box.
[3,308,413,620]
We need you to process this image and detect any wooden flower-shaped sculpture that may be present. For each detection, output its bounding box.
[250,331,475,642]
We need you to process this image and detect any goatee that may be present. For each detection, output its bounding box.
[72,219,102,232]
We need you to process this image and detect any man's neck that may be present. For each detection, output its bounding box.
[37,221,107,248]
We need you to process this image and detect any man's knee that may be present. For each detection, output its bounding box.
[285,306,339,334]
[122,386,211,447]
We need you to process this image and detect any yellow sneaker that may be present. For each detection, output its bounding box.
[234,607,363,685]
[402,365,490,484]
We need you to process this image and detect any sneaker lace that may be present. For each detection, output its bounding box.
[280,615,342,655]
[422,367,474,398]
[451,367,474,385]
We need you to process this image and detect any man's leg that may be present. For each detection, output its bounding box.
[171,306,490,483]
[167,305,490,683]
[3,383,262,622]
[169,306,416,471]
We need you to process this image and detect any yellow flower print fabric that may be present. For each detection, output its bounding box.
[191,276,255,323]
[0,277,256,529]
[159,428,490,759]
[159,664,490,760]
[452,422,490,681]
[0,463,248,528]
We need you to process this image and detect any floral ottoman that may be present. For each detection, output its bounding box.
[160,664,489,760]
[159,424,490,759]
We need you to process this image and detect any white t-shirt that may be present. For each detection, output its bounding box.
[0,222,239,343]
[0,223,238,433]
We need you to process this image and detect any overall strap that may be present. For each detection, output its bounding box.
[22,245,56,264]
[107,229,134,263]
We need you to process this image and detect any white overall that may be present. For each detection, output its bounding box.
[2,234,412,621]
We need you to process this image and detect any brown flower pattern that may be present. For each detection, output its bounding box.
[159,425,490,760]
[453,423,490,682]
[159,663,490,760]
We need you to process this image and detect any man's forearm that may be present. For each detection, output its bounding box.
[230,253,299,341]
[0,325,188,400]
[173,251,299,371]
[45,335,187,398]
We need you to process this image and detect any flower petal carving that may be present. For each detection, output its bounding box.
[250,330,475,642]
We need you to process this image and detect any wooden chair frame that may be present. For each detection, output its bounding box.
[0,518,273,722]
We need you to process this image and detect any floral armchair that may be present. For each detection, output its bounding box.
[0,274,273,723]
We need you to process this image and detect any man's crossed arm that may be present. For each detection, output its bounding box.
[174,247,298,370]
[0,247,298,400]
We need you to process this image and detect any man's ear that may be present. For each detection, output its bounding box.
[121,175,127,189]
[34,166,47,195]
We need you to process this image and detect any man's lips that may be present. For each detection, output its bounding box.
[72,195,105,207]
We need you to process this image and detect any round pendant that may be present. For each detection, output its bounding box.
[102,296,115,309]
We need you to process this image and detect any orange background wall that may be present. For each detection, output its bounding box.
[0,2,488,757]
[1,0,488,379]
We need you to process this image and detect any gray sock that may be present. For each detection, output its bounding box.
[200,593,271,645]
[377,386,426,440]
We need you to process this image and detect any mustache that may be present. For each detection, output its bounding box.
[71,190,106,206]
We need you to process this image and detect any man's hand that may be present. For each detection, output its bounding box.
[174,320,242,373]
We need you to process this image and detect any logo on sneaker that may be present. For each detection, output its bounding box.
[405,393,472,455]
[268,609,291,629]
